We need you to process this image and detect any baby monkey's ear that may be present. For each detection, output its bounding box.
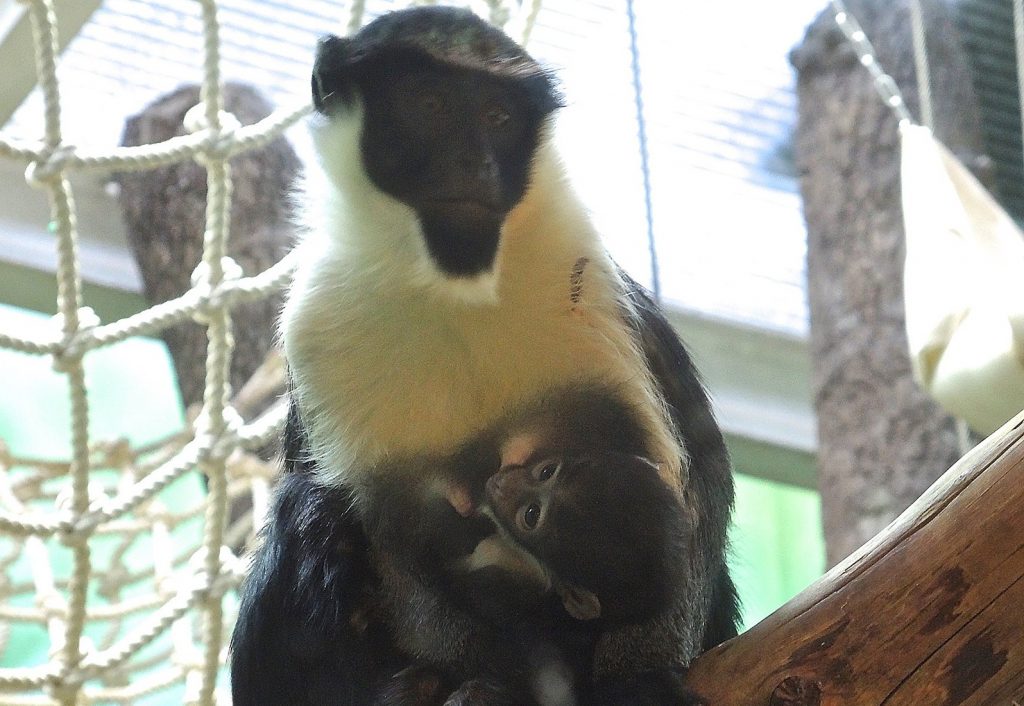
[555,580,601,621]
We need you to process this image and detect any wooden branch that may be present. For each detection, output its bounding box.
[685,411,1024,705]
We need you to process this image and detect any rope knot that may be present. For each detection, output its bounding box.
[190,257,243,324]
[24,144,76,189]
[183,104,241,164]
[55,481,108,526]
[51,307,100,373]
[37,593,65,620]
[195,405,244,462]
[187,546,238,600]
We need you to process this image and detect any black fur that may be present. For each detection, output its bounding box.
[620,273,739,653]
[230,406,405,704]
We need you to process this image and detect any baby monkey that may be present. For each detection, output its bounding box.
[458,437,689,625]
[376,389,697,705]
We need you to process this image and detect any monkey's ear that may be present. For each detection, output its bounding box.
[312,34,355,112]
[556,582,601,621]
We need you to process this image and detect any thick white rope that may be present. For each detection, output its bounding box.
[830,0,915,125]
[0,400,284,541]
[191,4,235,700]
[1,102,312,181]
[483,0,512,28]
[20,3,92,703]
[519,0,544,46]
[0,249,300,359]
[347,0,366,35]
[0,1,544,703]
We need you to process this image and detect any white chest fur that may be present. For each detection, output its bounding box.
[282,129,681,490]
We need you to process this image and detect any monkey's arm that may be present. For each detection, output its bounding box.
[230,403,405,706]
[620,272,739,649]
[232,403,540,706]
[570,276,739,704]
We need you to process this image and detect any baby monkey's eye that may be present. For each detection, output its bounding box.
[520,502,542,530]
[533,459,560,482]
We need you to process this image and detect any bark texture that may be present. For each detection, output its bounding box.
[685,412,1024,705]
[116,83,299,411]
[790,0,990,566]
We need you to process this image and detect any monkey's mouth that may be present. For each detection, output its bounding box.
[417,204,504,277]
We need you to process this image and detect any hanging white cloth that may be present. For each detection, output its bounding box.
[901,123,1024,435]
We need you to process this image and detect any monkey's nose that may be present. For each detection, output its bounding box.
[485,469,511,503]
[485,472,502,497]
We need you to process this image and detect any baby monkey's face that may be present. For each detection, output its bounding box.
[484,444,688,624]
[484,450,647,578]
[485,455,563,540]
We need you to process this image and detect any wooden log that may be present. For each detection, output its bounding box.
[685,411,1024,705]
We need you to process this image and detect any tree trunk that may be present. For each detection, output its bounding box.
[790,0,990,566]
[116,83,299,413]
[684,412,1024,705]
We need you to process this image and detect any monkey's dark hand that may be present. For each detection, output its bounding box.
[374,669,532,706]
[590,669,709,706]
[442,677,537,706]
[374,665,451,706]
[446,562,555,627]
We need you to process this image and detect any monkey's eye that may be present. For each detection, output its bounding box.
[532,459,560,483]
[519,502,542,531]
[483,103,511,127]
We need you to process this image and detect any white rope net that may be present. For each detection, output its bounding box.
[0,0,537,703]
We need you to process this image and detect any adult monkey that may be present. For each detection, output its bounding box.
[231,6,738,705]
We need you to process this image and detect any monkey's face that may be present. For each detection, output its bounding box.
[485,455,562,542]
[310,12,560,281]
[486,451,688,623]
[358,59,549,278]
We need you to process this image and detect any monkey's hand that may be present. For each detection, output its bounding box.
[445,482,475,518]
[442,676,536,706]
[380,672,540,706]
[434,481,497,557]
[590,669,708,706]
[374,665,452,706]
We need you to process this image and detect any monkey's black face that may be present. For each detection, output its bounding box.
[361,62,545,276]
[312,18,561,278]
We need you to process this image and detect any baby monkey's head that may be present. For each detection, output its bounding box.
[484,448,688,624]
